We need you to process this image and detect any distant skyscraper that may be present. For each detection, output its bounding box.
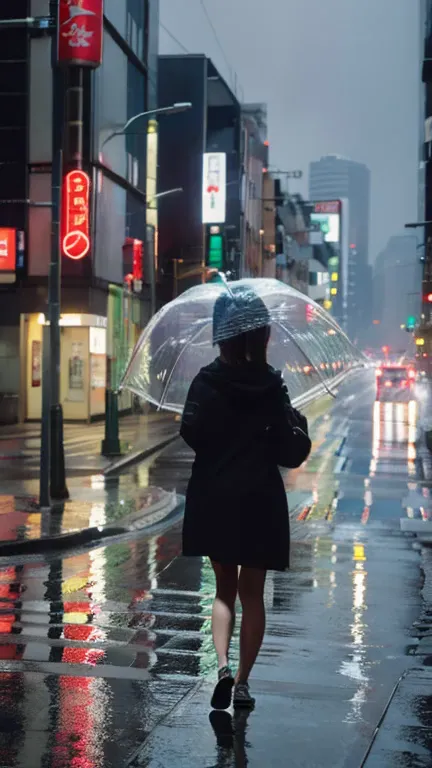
[309,155,371,340]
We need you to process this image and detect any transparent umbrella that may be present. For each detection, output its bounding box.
[120,277,361,414]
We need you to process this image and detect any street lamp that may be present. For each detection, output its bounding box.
[100,103,192,150]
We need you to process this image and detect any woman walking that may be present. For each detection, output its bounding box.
[180,287,310,710]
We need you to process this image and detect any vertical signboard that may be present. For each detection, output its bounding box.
[202,153,227,224]
[31,341,42,388]
[310,200,343,320]
[61,170,91,260]
[57,0,104,68]
[0,229,17,273]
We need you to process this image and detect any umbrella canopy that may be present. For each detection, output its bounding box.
[120,278,362,414]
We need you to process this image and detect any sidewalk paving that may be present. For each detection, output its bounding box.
[0,411,179,480]
[0,411,181,550]
[362,668,432,767]
[0,476,183,552]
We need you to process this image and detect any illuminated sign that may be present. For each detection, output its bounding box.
[202,153,226,224]
[58,0,104,69]
[314,201,341,214]
[207,232,223,269]
[122,238,143,280]
[62,170,91,260]
[310,211,340,243]
[0,228,16,272]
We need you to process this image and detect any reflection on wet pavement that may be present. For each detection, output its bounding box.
[0,476,173,544]
[0,372,429,766]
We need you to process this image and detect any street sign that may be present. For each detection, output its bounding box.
[57,0,104,68]
[61,170,91,260]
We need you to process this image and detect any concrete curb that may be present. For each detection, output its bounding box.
[0,494,184,557]
[359,671,407,767]
[0,525,128,557]
[104,433,180,476]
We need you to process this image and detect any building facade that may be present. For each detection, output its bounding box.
[275,190,309,295]
[373,235,420,352]
[240,104,268,277]
[0,0,159,424]
[309,155,371,340]
[420,0,432,371]
[157,54,242,300]
[261,171,276,279]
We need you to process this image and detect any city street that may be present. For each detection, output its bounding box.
[0,371,430,767]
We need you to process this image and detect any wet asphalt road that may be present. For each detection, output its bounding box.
[0,371,429,767]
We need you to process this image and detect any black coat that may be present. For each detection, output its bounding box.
[180,358,309,571]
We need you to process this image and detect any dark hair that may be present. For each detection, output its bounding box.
[219,325,271,366]
[219,335,247,365]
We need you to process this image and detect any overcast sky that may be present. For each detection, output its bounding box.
[159,0,421,262]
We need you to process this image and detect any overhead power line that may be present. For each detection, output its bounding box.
[199,0,235,86]
[160,21,190,54]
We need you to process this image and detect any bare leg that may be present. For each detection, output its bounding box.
[211,561,238,669]
[236,567,267,684]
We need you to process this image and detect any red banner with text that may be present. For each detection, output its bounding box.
[57,0,104,68]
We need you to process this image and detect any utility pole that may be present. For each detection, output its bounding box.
[39,0,104,505]
[39,1,69,506]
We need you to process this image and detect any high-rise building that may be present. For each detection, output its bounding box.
[309,155,371,340]
[0,1,159,425]
[373,235,421,351]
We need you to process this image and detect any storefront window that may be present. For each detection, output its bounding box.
[95,31,146,185]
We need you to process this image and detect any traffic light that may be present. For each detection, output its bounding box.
[406,315,416,332]
[427,293,432,303]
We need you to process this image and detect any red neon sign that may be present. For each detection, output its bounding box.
[314,200,341,214]
[57,0,104,69]
[62,170,91,261]
[0,229,16,272]
[122,238,143,280]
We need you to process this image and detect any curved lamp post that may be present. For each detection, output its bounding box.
[100,103,192,150]
[101,107,190,457]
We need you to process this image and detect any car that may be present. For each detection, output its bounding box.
[375,365,416,401]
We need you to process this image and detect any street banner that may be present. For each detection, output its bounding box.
[57,0,104,68]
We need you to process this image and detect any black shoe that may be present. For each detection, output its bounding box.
[211,665,234,710]
[233,682,255,710]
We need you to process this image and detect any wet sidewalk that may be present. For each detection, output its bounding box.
[0,372,429,767]
[0,411,179,482]
[362,668,432,767]
[0,473,182,550]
